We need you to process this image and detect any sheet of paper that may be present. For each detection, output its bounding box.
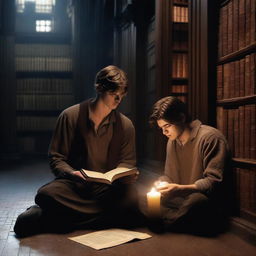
[68,229,152,250]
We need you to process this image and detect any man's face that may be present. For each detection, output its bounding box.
[157,119,184,141]
[101,88,127,110]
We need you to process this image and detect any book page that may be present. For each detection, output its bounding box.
[68,229,151,250]
[104,167,135,181]
[82,170,106,179]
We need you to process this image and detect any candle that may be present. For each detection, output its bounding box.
[147,187,161,218]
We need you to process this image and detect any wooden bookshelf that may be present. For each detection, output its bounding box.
[15,42,74,154]
[216,0,256,229]
[170,0,189,103]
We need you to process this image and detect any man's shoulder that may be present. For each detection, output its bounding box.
[62,103,80,115]
[118,112,134,129]
[199,124,226,142]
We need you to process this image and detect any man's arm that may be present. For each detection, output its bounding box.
[157,135,228,197]
[194,135,228,194]
[48,111,78,178]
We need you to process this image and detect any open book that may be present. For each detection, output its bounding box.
[80,167,137,184]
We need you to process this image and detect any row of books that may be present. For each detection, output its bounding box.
[171,84,187,93]
[16,57,73,72]
[218,0,256,58]
[173,6,188,23]
[17,116,57,131]
[217,105,256,159]
[17,95,75,111]
[234,167,256,212]
[217,53,255,99]
[17,78,73,94]
[172,53,188,78]
[15,44,72,57]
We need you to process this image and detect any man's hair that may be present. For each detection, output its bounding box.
[149,96,191,126]
[95,65,128,94]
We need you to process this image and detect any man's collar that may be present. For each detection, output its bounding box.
[189,119,202,141]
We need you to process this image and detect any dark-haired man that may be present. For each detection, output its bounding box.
[149,96,230,234]
[14,65,139,237]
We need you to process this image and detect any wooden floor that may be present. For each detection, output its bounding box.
[0,158,256,256]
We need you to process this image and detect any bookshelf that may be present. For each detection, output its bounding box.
[216,0,256,226]
[15,43,74,154]
[170,0,189,103]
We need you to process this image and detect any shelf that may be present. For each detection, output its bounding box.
[172,22,188,30]
[173,2,188,7]
[16,110,61,116]
[15,33,71,44]
[173,49,188,53]
[217,95,256,107]
[171,77,188,82]
[170,92,187,96]
[16,71,73,79]
[218,43,256,65]
[232,158,256,168]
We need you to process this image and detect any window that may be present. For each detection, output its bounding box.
[36,20,52,32]
[35,0,55,13]
[16,0,56,14]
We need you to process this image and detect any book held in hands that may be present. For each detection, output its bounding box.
[80,167,138,184]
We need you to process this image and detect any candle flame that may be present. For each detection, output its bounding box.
[150,187,157,193]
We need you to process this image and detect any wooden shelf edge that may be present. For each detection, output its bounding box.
[218,43,256,65]
[232,158,256,167]
[217,95,256,107]
[173,2,188,7]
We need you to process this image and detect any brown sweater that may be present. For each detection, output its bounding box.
[48,100,136,178]
[161,120,229,195]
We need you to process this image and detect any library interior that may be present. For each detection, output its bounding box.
[0,0,255,255]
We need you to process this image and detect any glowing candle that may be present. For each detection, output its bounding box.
[147,187,161,218]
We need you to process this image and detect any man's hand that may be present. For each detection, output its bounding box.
[155,182,198,197]
[71,170,87,181]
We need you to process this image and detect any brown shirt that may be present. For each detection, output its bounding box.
[162,120,229,194]
[86,106,136,172]
[48,101,136,177]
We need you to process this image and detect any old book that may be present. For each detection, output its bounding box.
[222,4,228,56]
[239,58,245,97]
[223,63,230,99]
[217,65,223,100]
[244,55,250,96]
[244,105,251,158]
[234,108,240,158]
[238,0,246,49]
[227,0,233,54]
[233,0,239,52]
[239,106,245,158]
[250,104,256,159]
[80,167,137,184]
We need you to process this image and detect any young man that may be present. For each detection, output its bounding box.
[149,96,231,234]
[14,65,139,237]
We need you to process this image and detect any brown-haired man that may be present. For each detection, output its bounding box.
[14,65,139,237]
[149,96,231,234]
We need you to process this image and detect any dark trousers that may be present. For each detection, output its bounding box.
[35,178,139,229]
[161,193,226,235]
